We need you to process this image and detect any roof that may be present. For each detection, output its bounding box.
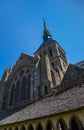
[35,39,53,53]
[76,60,84,65]
[62,64,84,82]
[0,85,84,126]
[58,64,84,92]
[75,60,84,69]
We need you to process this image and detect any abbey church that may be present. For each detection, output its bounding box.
[0,21,84,130]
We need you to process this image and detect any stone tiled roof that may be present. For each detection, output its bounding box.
[0,85,84,126]
[62,64,84,82]
[59,64,84,92]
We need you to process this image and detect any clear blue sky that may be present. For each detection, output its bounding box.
[0,0,84,79]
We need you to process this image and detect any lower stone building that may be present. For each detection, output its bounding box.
[0,21,84,130]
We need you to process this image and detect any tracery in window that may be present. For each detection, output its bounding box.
[19,69,24,77]
[20,76,26,101]
[10,84,15,105]
[27,74,31,99]
[14,80,20,103]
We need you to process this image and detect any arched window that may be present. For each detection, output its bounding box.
[20,76,26,101]
[57,119,67,130]
[15,127,18,130]
[46,121,54,130]
[21,126,25,130]
[71,117,83,130]
[51,70,56,86]
[27,74,31,99]
[10,84,15,105]
[29,125,33,130]
[14,80,20,103]
[37,123,43,130]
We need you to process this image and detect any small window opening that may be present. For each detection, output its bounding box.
[39,54,42,58]
[52,62,54,67]
[44,86,48,95]
[49,49,53,57]
[51,70,56,86]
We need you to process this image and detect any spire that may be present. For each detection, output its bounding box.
[43,17,47,30]
[43,18,52,42]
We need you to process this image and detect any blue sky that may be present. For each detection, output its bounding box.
[0,0,84,79]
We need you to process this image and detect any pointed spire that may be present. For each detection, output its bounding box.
[43,18,52,42]
[43,17,47,30]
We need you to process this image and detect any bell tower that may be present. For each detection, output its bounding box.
[33,19,68,98]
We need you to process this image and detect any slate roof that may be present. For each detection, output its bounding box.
[62,64,84,82]
[35,39,53,53]
[0,85,84,126]
[76,60,84,66]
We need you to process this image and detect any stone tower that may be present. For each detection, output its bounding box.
[0,20,68,110]
[33,19,68,99]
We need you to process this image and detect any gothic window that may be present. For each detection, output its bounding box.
[29,125,33,130]
[57,119,67,130]
[27,74,31,99]
[19,69,24,77]
[21,126,25,130]
[46,121,54,130]
[20,76,26,101]
[10,84,15,105]
[14,80,20,103]
[37,124,43,130]
[71,117,83,130]
[51,69,56,86]
[71,119,79,130]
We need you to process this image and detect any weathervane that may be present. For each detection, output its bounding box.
[42,17,54,33]
[43,17,47,29]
